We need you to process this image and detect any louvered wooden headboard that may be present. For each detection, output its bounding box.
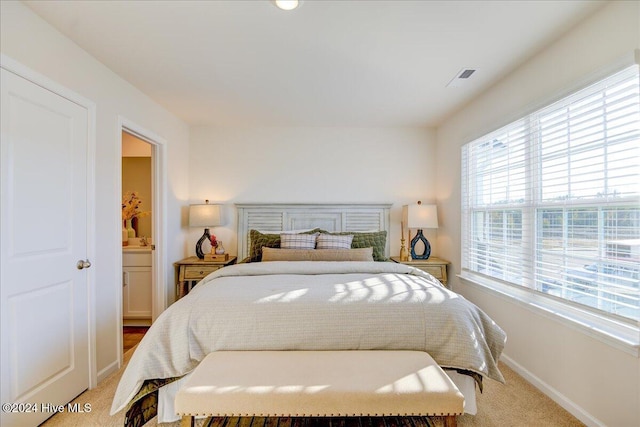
[236,203,392,261]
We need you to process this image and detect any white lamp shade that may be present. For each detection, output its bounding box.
[406,203,438,229]
[189,204,222,227]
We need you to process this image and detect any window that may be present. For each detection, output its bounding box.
[461,64,640,326]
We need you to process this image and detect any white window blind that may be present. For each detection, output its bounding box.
[462,65,640,322]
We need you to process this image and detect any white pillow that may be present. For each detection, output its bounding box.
[279,233,318,249]
[316,234,353,250]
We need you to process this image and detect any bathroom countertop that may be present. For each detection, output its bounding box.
[122,246,152,253]
[123,237,152,252]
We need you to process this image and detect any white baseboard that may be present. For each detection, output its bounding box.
[97,359,119,384]
[501,354,605,427]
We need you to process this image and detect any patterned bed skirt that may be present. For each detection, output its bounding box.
[201,416,437,427]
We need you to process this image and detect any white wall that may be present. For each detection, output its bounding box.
[4,1,636,423]
[0,1,190,378]
[189,126,437,258]
[436,2,640,426]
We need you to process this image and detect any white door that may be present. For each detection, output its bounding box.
[1,68,90,426]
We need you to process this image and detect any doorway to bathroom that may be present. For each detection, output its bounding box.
[122,131,152,333]
[118,121,167,360]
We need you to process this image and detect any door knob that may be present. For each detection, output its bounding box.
[76,259,92,270]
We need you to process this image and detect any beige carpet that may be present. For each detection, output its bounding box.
[41,349,584,427]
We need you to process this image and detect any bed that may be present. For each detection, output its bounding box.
[110,204,506,426]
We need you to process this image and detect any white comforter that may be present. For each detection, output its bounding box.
[111,261,506,414]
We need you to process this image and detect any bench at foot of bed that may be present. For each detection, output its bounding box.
[175,350,464,427]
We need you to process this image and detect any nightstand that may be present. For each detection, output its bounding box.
[390,256,450,288]
[174,256,237,299]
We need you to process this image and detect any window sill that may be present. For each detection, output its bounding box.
[458,272,640,357]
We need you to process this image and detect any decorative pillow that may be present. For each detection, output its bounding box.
[318,230,387,261]
[280,233,318,249]
[248,230,281,262]
[248,229,322,262]
[316,234,353,250]
[261,247,374,262]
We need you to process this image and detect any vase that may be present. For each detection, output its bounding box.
[215,241,225,255]
[399,238,408,262]
[122,223,128,246]
[126,219,136,239]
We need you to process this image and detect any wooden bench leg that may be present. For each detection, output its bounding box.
[443,415,457,427]
[181,415,194,427]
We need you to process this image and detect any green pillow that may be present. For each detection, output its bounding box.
[248,230,280,262]
[319,230,387,261]
[248,229,322,262]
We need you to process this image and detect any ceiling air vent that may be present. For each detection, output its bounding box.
[446,68,477,88]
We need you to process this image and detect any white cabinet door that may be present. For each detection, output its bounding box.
[123,251,152,324]
[123,267,152,320]
[1,68,90,426]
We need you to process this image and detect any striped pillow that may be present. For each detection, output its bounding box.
[317,230,388,261]
[280,233,318,249]
[248,229,323,262]
[316,234,353,250]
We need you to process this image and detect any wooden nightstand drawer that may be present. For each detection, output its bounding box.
[183,265,220,279]
[174,256,237,300]
[421,266,444,280]
[390,256,450,288]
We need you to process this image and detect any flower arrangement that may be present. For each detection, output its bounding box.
[209,234,225,256]
[122,191,151,221]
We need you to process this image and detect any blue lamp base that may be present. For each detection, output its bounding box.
[410,229,431,260]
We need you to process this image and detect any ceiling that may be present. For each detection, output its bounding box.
[25,0,605,128]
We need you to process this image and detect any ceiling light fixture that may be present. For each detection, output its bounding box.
[274,0,301,11]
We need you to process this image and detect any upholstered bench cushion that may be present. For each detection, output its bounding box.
[175,350,464,417]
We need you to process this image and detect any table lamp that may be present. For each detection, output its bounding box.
[407,201,438,260]
[189,200,222,259]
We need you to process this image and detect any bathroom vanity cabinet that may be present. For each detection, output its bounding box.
[122,248,152,326]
